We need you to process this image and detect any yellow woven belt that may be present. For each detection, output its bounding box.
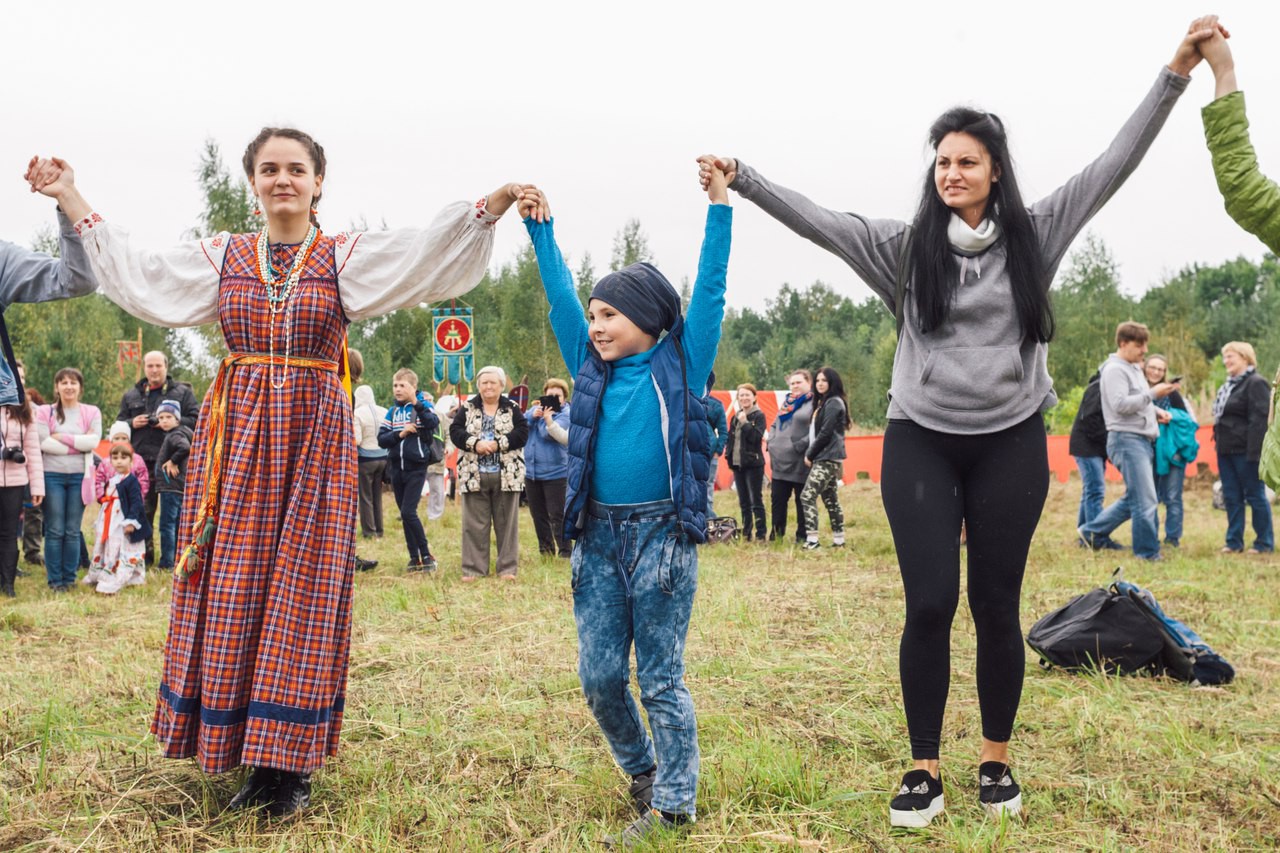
[174,353,340,582]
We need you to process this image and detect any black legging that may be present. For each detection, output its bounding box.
[880,414,1049,759]
[733,466,766,539]
[770,477,807,541]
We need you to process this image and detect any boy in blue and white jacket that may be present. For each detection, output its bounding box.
[518,161,731,847]
[377,368,440,572]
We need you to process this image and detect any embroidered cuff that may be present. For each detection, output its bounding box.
[73,212,105,236]
[473,197,501,226]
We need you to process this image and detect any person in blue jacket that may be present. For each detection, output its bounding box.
[701,373,728,513]
[377,368,440,572]
[524,377,573,558]
[518,159,730,848]
[1146,355,1198,547]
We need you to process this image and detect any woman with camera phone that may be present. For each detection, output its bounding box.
[524,379,572,559]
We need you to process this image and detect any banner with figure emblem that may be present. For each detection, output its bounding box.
[432,305,474,387]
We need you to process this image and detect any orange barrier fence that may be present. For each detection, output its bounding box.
[713,423,1220,489]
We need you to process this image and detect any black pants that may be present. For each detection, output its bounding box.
[390,466,430,563]
[526,477,568,556]
[880,414,1048,759]
[0,486,23,588]
[141,455,159,564]
[770,477,808,541]
[733,466,766,540]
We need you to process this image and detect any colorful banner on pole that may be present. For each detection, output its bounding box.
[432,306,474,386]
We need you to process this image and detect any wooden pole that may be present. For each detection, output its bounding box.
[136,328,143,382]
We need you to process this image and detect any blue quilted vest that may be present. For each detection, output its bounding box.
[564,314,711,543]
[0,311,25,407]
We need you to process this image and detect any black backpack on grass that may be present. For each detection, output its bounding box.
[1026,569,1235,685]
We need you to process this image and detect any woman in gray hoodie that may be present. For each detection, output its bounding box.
[700,17,1217,827]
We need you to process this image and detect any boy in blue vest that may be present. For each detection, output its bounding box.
[518,162,730,848]
[377,368,440,572]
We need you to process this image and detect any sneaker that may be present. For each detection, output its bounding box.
[406,561,426,572]
[603,809,690,849]
[1077,527,1124,551]
[265,771,311,818]
[889,769,944,828]
[628,767,656,815]
[802,540,821,551]
[421,556,438,573]
[978,761,1022,819]
[226,766,280,812]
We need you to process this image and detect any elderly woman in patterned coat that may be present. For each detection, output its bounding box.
[27,133,535,817]
[450,365,528,581]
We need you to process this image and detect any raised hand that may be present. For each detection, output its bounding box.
[24,156,92,220]
[1169,15,1222,77]
[25,156,72,197]
[517,185,551,223]
[697,155,730,205]
[698,156,737,193]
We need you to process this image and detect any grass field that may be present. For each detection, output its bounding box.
[1,472,1278,851]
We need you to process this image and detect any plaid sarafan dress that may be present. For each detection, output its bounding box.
[76,200,499,774]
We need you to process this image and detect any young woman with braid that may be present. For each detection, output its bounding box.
[26,134,535,816]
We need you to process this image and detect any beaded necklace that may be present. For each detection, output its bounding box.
[254,225,320,389]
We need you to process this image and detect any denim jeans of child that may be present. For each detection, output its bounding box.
[572,499,699,817]
[158,492,183,569]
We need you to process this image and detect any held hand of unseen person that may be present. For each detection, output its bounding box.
[25,155,91,220]
[1197,25,1237,98]
[698,156,737,192]
[1168,15,1221,77]
[697,155,730,205]
[517,185,550,223]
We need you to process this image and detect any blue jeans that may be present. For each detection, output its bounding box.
[1082,433,1160,559]
[43,471,86,587]
[1217,452,1274,551]
[1155,465,1186,545]
[572,499,699,817]
[157,491,183,568]
[1074,455,1106,528]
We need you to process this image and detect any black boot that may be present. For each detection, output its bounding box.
[226,766,280,812]
[628,767,656,815]
[1,583,14,598]
[266,771,312,817]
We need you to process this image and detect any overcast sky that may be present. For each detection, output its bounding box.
[4,1,1277,312]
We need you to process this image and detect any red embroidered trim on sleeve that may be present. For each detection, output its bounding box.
[73,212,104,237]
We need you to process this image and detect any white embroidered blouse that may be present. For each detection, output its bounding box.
[73,200,499,326]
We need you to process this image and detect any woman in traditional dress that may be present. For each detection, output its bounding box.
[26,131,535,816]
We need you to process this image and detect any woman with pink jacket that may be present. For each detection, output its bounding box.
[1,380,44,598]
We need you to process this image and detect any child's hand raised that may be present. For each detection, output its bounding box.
[697,155,732,205]
[517,185,551,223]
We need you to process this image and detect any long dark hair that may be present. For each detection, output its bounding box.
[907,108,1052,342]
[242,127,327,230]
[52,367,84,425]
[815,366,851,431]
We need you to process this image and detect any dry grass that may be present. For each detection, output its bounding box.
[1,473,1278,851]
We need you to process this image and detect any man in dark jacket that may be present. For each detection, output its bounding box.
[1068,371,1109,536]
[116,351,200,565]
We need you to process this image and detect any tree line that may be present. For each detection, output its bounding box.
[10,141,1278,430]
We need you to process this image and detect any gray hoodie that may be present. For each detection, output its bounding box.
[1098,353,1157,440]
[730,68,1187,435]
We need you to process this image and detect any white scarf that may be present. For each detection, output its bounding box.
[947,215,1001,282]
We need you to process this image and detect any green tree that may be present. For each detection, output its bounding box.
[1048,233,1135,396]
[610,219,654,271]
